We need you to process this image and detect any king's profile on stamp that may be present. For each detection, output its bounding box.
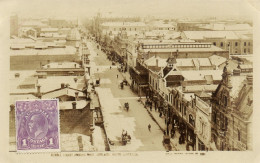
[15,99,60,151]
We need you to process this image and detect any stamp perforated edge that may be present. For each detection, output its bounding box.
[15,98,61,153]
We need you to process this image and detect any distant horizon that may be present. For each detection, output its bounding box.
[7,0,255,21]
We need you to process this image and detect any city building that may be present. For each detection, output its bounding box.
[210,61,253,151]
[181,31,253,55]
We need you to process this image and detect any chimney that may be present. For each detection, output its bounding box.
[74,77,78,83]
[36,84,41,98]
[246,74,253,85]
[75,92,79,101]
[61,83,65,89]
[37,84,41,93]
[156,59,159,67]
[233,69,241,76]
[15,73,20,78]
[10,104,15,112]
[74,64,77,68]
[72,102,77,109]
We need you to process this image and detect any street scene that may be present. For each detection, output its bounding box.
[9,1,253,152]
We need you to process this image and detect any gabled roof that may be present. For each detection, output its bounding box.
[42,88,84,99]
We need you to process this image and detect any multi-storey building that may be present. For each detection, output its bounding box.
[181,31,253,55]
[211,61,253,151]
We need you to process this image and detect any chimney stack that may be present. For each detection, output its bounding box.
[36,84,41,98]
[10,104,15,112]
[75,92,79,101]
[61,83,65,89]
[156,59,159,67]
[72,102,77,109]
[74,77,78,83]
[15,73,20,78]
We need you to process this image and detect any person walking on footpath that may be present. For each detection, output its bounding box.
[148,124,151,132]
[117,74,118,78]
[150,104,152,111]
[110,66,112,70]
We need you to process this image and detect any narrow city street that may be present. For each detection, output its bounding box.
[87,40,165,151]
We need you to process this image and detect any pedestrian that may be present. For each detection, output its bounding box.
[148,124,151,132]
[150,105,152,111]
[110,66,112,69]
[159,112,162,117]
[163,130,166,135]
[117,74,118,78]
[155,103,157,111]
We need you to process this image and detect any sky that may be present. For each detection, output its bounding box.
[1,0,257,19]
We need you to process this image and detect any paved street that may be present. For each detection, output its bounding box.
[87,40,165,151]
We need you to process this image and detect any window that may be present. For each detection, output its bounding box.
[238,129,241,141]
[244,42,246,46]
[220,42,223,47]
[213,42,216,46]
[248,48,250,53]
[184,106,186,115]
[244,49,246,54]
[248,42,251,46]
[235,42,238,46]
[224,95,228,106]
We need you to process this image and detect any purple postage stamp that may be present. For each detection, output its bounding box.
[15,99,60,152]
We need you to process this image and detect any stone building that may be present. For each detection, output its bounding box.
[181,31,253,55]
[211,61,253,151]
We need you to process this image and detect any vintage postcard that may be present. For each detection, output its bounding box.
[1,0,260,162]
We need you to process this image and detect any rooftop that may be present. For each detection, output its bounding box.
[10,46,76,56]
[42,62,81,69]
[101,22,146,27]
[183,31,240,40]
[42,88,85,99]
[59,101,89,110]
[166,70,223,81]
